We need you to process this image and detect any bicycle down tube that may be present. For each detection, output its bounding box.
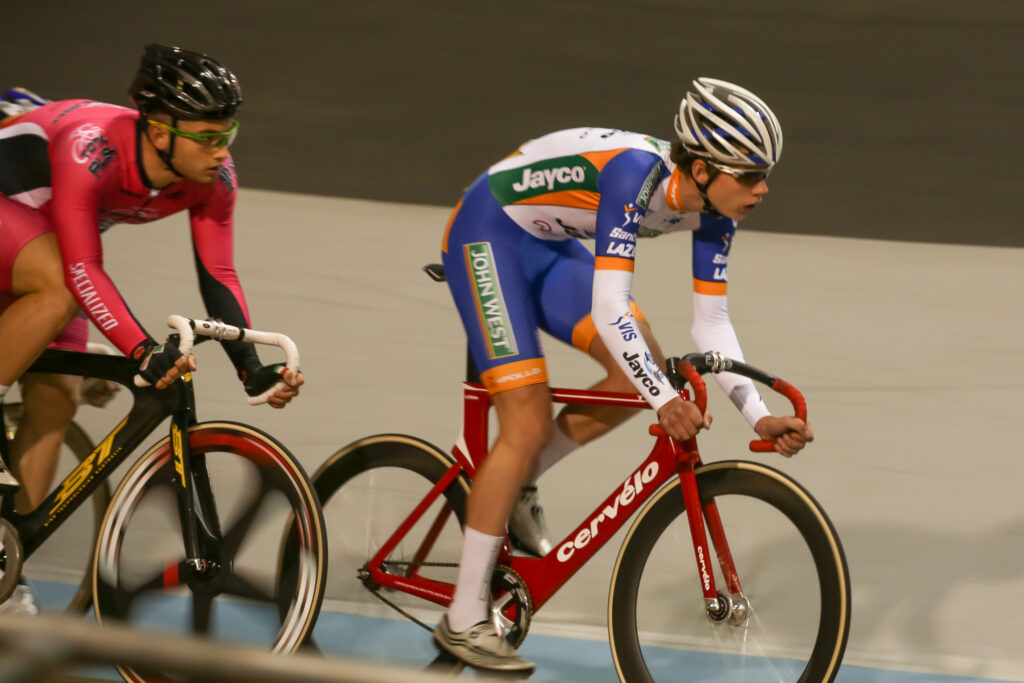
[4,349,174,557]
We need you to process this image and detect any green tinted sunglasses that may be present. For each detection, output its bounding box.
[147,119,240,149]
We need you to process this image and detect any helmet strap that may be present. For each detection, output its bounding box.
[155,116,185,178]
[140,112,185,179]
[693,161,724,217]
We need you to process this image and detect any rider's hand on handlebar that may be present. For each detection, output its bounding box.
[242,363,304,409]
[754,415,814,457]
[138,342,196,390]
[657,397,712,442]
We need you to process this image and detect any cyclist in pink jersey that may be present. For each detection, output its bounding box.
[0,46,302,516]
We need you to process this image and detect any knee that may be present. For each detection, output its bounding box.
[28,274,79,329]
[494,386,555,457]
[42,271,80,324]
[51,287,79,327]
[508,404,555,460]
[518,418,554,459]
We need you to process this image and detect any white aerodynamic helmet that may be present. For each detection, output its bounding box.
[674,77,783,168]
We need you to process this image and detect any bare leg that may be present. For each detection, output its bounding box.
[9,373,82,512]
[466,383,553,534]
[445,382,553,638]
[0,233,80,386]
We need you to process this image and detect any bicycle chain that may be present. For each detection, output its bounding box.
[365,560,458,633]
[363,561,533,644]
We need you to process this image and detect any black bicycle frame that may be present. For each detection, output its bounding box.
[1,347,220,566]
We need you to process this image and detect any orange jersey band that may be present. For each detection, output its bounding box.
[512,189,601,211]
[480,358,548,394]
[693,278,728,295]
[594,256,635,272]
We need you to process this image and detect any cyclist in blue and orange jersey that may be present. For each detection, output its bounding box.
[0,45,302,519]
[435,78,814,672]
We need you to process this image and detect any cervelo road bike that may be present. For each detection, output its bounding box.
[282,268,850,682]
[0,316,325,683]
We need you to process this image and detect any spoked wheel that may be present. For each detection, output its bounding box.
[4,403,109,613]
[608,460,850,683]
[279,434,471,666]
[93,422,325,683]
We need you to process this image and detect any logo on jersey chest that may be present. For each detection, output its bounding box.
[489,155,598,206]
[511,165,586,192]
[70,123,116,178]
[465,242,518,359]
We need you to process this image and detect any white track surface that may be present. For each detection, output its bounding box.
[61,188,1024,681]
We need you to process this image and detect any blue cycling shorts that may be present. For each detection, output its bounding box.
[441,174,645,394]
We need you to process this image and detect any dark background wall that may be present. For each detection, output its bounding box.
[4,1,1022,246]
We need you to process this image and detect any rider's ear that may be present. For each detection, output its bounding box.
[691,159,709,184]
[146,121,171,151]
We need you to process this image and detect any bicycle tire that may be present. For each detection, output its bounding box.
[4,403,110,613]
[92,421,326,683]
[608,460,850,683]
[280,434,469,661]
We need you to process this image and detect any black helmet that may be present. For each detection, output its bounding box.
[128,44,242,120]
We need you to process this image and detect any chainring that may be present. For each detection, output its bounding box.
[490,565,533,648]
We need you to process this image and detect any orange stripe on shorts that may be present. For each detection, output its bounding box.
[480,358,548,394]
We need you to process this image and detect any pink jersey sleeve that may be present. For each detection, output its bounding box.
[190,159,249,322]
[49,123,150,357]
[189,159,260,374]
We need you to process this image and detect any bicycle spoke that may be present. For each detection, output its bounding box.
[219,482,273,561]
[218,569,275,604]
[191,591,214,634]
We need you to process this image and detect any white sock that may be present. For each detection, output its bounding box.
[0,385,9,398]
[530,422,579,483]
[446,526,503,632]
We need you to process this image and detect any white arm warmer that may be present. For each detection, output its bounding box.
[592,268,676,411]
[690,292,770,428]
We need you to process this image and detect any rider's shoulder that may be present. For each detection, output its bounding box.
[25,101,137,147]
[523,127,668,154]
[28,100,135,126]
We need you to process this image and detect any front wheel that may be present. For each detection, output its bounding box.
[608,460,850,683]
[93,422,326,683]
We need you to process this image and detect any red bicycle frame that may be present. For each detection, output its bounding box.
[363,359,755,617]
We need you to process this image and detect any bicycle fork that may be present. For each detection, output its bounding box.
[170,377,223,579]
[675,440,750,627]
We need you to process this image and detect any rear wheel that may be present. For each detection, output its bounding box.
[93,422,325,683]
[4,403,109,613]
[608,460,850,682]
[280,434,471,666]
